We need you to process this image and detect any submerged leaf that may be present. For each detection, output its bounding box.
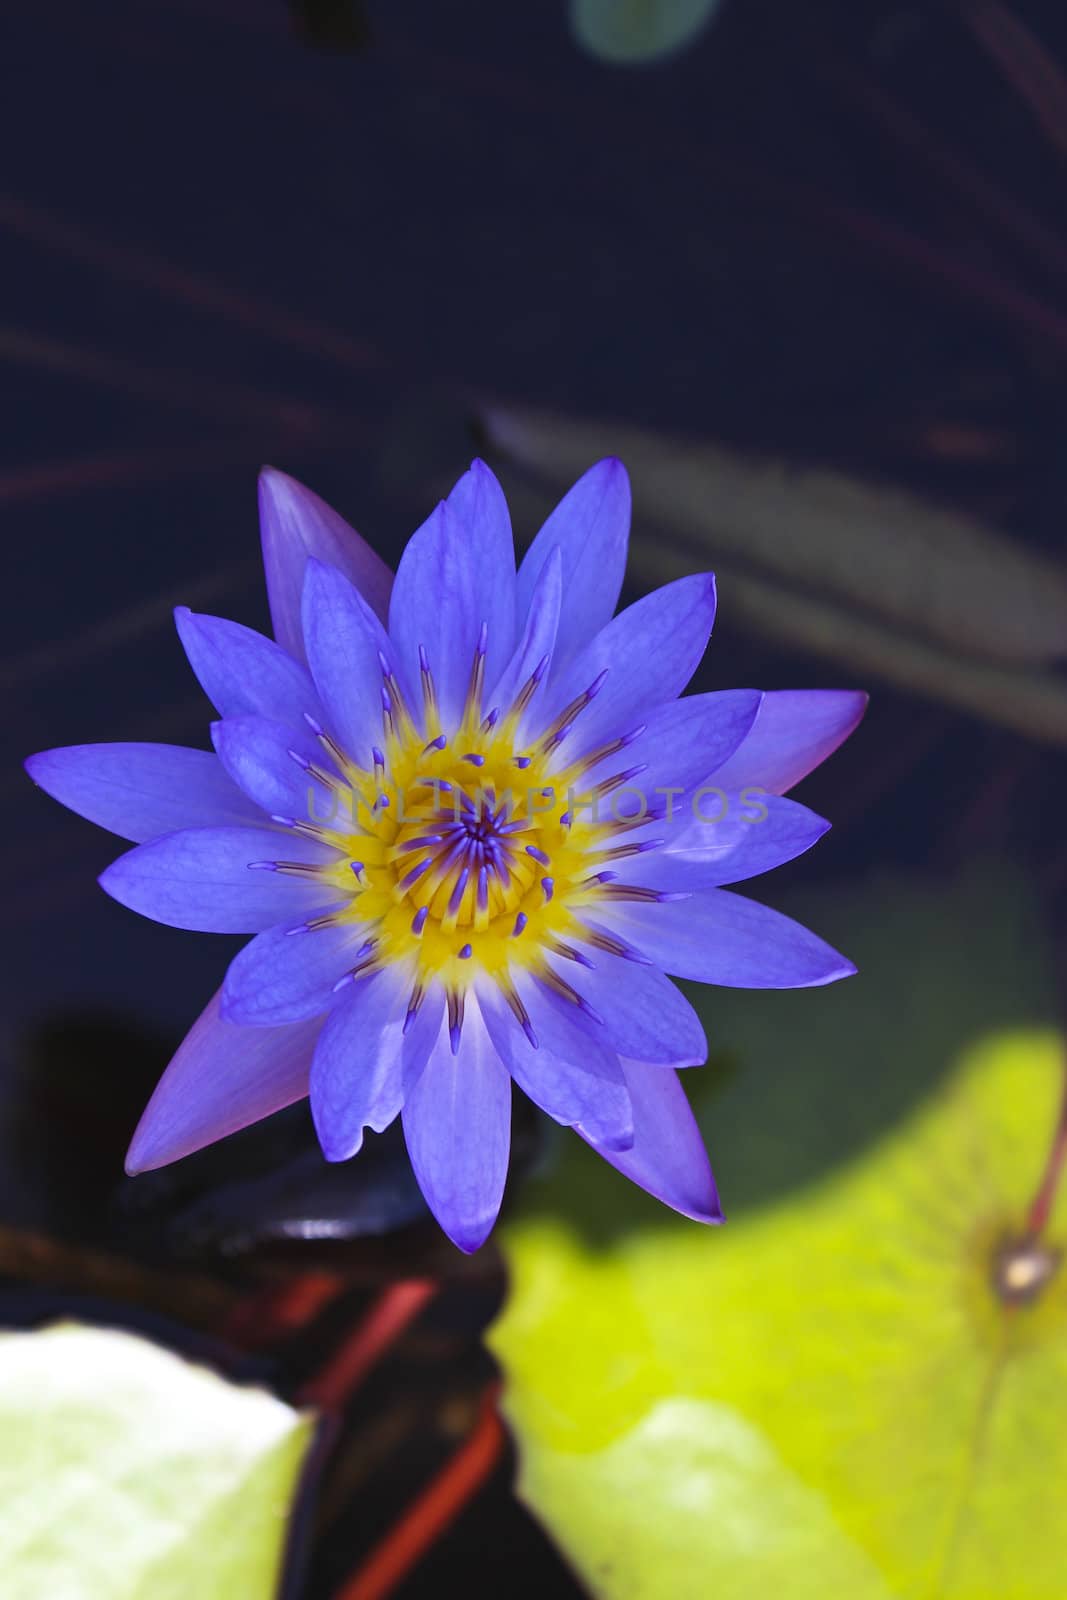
[482,405,1067,742]
[570,0,724,66]
[0,1322,315,1600]
[490,871,1067,1598]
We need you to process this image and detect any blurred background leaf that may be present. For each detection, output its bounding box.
[570,0,725,66]
[0,1321,315,1599]
[490,867,1067,1596]
[482,405,1067,744]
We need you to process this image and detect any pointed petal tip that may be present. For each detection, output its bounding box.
[124,1107,178,1176]
[444,1214,498,1254]
[123,1136,154,1177]
[317,1130,364,1163]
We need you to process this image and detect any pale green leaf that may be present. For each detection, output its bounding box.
[0,1322,315,1600]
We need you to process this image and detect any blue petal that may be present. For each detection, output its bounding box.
[221,915,368,1024]
[126,990,322,1173]
[580,1058,722,1224]
[25,743,261,844]
[401,1008,511,1253]
[611,889,857,987]
[550,947,707,1067]
[707,689,868,795]
[486,546,562,728]
[574,690,762,803]
[479,978,633,1151]
[388,461,517,731]
[617,795,830,890]
[301,558,400,767]
[309,968,411,1160]
[211,715,340,820]
[176,608,322,725]
[540,574,716,755]
[99,826,337,932]
[259,467,393,661]
[516,459,630,676]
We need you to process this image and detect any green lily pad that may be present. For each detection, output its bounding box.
[570,0,724,67]
[0,1322,315,1600]
[490,871,1067,1597]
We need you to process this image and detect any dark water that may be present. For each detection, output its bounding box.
[4,1,1067,1594]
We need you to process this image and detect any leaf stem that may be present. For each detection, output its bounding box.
[1024,1058,1067,1239]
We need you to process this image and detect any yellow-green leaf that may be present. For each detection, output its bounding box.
[0,1322,315,1600]
[490,872,1067,1598]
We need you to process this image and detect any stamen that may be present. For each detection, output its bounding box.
[446,866,470,917]
[545,935,594,969]
[463,624,488,721]
[289,751,350,798]
[248,859,333,879]
[577,724,648,774]
[481,707,500,732]
[512,911,528,937]
[269,814,340,845]
[447,987,466,1055]
[288,909,345,935]
[509,654,549,719]
[513,755,532,769]
[423,734,448,753]
[350,860,364,879]
[537,669,611,753]
[540,964,604,1024]
[462,752,485,766]
[411,905,429,936]
[541,876,554,902]
[458,944,473,960]
[592,839,664,861]
[331,939,378,988]
[525,844,551,866]
[403,980,425,1033]
[594,884,692,903]
[395,833,445,855]
[419,645,439,727]
[398,857,434,891]
[590,763,649,802]
[378,655,417,738]
[584,927,653,965]
[498,974,538,1049]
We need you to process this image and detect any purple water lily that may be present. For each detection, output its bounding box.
[25,460,864,1251]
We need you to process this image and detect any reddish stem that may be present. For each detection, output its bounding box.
[1025,1064,1067,1238]
[0,192,382,373]
[816,51,1067,283]
[222,1272,346,1350]
[333,1384,506,1600]
[958,0,1067,163]
[299,1279,438,1412]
